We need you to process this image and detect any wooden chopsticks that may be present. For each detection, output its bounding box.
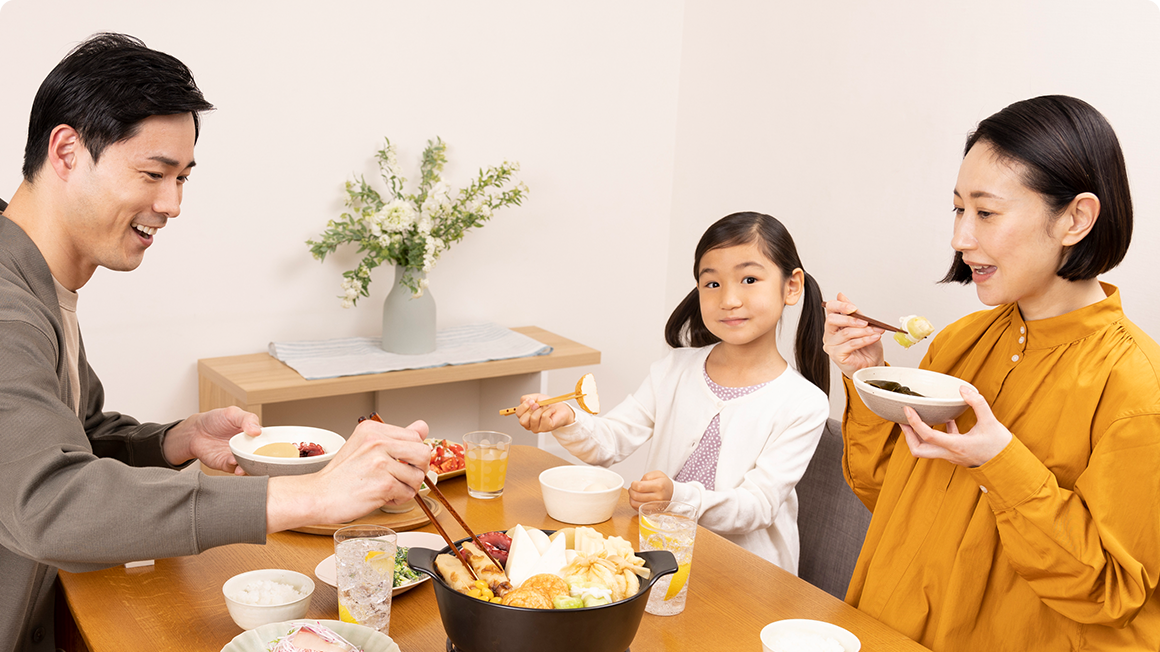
[821,300,903,333]
[362,413,504,579]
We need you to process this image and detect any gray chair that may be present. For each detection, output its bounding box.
[0,197,7,212]
[796,418,872,598]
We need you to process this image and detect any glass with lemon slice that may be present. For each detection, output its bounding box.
[638,500,697,616]
[333,525,397,633]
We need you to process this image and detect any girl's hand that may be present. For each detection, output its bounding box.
[823,292,885,378]
[514,394,576,433]
[900,385,1012,467]
[629,470,674,509]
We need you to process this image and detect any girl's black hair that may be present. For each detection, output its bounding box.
[942,95,1132,284]
[664,211,828,395]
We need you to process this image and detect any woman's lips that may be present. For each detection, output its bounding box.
[969,264,996,282]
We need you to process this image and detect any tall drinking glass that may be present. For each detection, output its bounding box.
[464,431,511,499]
[333,525,397,633]
[638,500,697,616]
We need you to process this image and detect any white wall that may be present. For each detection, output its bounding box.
[1,0,1157,483]
[0,1,683,482]
[668,0,1160,412]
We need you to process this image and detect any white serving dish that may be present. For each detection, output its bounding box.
[314,531,444,596]
[220,619,400,652]
[760,619,861,652]
[539,465,624,525]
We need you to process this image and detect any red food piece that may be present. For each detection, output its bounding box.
[296,442,325,458]
[476,531,512,566]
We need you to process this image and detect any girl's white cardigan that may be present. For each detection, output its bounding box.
[550,344,828,572]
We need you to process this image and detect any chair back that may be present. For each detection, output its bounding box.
[796,418,871,598]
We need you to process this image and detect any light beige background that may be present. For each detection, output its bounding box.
[1,0,1157,484]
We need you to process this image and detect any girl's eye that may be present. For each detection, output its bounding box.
[742,277,758,285]
[703,281,719,289]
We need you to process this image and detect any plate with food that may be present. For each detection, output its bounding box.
[291,496,442,537]
[315,531,444,596]
[220,618,399,652]
[760,619,861,652]
[426,438,466,480]
[852,366,976,425]
[230,426,346,477]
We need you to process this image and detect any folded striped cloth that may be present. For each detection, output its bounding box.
[269,322,553,380]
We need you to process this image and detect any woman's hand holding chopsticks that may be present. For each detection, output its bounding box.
[264,418,431,534]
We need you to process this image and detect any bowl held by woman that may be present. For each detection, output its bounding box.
[852,367,976,425]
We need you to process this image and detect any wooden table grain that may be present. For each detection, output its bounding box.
[58,446,930,652]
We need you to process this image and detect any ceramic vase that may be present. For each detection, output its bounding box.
[381,266,436,354]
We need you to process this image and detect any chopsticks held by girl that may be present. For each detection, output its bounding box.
[515,212,829,573]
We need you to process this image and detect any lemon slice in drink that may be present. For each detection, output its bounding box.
[338,604,357,624]
[665,562,691,600]
[365,550,394,576]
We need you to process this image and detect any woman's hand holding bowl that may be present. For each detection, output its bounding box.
[823,292,886,378]
[900,385,1013,468]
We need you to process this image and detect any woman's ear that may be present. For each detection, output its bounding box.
[1060,192,1100,247]
[783,268,805,306]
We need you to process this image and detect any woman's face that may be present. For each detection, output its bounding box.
[951,142,1072,317]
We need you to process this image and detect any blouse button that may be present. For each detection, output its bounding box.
[1020,326,1026,334]
[1011,354,1020,362]
[979,485,989,494]
[1018,336,1025,344]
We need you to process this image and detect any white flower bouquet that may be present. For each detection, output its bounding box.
[307,137,528,307]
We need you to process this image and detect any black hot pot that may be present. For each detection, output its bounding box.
[408,534,678,652]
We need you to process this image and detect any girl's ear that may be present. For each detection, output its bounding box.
[783,268,805,306]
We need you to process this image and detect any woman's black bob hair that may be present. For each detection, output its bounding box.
[942,95,1132,284]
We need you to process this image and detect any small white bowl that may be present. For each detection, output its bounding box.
[539,465,623,525]
[760,619,861,652]
[230,426,345,477]
[852,367,977,425]
[222,569,315,630]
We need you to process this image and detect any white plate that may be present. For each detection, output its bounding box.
[221,619,399,652]
[314,531,445,595]
[760,619,861,652]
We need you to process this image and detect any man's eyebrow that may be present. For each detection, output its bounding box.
[149,155,196,169]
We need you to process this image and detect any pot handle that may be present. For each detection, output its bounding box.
[407,545,441,580]
[637,549,678,588]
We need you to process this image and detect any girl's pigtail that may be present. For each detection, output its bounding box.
[665,288,707,348]
[794,271,830,396]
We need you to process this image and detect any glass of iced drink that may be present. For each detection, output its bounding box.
[463,431,511,499]
[638,500,697,616]
[333,525,397,633]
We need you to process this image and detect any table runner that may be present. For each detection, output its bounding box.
[269,322,552,380]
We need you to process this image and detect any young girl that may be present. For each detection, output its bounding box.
[516,212,830,572]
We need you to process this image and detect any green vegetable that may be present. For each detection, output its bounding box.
[582,594,612,607]
[552,595,585,609]
[394,546,420,587]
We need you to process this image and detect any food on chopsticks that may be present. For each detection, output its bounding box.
[893,315,935,349]
[426,438,466,474]
[498,373,601,416]
[434,525,650,609]
[865,379,925,397]
[253,441,326,458]
[268,622,362,652]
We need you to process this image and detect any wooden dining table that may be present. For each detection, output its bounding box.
[57,445,931,651]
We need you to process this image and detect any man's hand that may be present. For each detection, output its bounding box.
[265,419,431,533]
[163,406,261,473]
[629,470,674,509]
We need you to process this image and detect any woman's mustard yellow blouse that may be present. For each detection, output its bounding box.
[842,284,1160,651]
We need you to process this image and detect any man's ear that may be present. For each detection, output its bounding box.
[47,125,83,181]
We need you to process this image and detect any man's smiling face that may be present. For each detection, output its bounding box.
[63,112,195,280]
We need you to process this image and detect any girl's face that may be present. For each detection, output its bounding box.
[697,240,802,349]
[952,142,1077,317]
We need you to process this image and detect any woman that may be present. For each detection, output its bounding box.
[824,95,1160,651]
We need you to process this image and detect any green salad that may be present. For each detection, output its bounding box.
[394,546,420,587]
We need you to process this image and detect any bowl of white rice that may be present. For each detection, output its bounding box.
[223,569,315,630]
[760,619,860,652]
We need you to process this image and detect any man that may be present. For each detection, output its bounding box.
[0,33,430,652]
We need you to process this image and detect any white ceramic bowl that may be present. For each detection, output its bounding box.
[852,367,977,425]
[539,465,624,525]
[760,619,861,652]
[222,569,315,630]
[230,426,345,477]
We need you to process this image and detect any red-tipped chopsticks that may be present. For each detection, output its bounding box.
[362,413,504,577]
